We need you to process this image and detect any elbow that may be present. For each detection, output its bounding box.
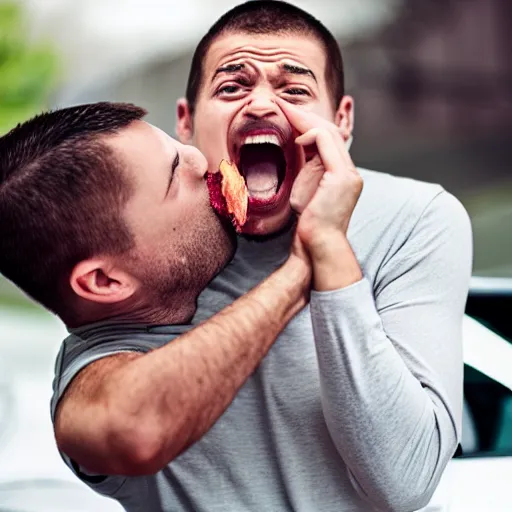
[350,471,437,512]
[348,422,456,511]
[358,487,434,512]
[101,417,178,476]
[370,488,434,512]
[109,434,163,476]
[55,410,174,477]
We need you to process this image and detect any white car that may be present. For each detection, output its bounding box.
[0,277,511,511]
[440,277,512,512]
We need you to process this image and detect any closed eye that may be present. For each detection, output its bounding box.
[165,151,179,198]
[217,85,241,95]
[284,88,310,96]
[215,78,252,97]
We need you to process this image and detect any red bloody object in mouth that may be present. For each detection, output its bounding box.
[207,160,248,232]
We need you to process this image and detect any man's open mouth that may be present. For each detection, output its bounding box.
[236,133,288,203]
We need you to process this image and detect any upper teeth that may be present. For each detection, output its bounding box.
[243,134,281,146]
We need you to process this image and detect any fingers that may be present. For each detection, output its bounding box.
[290,155,324,214]
[296,128,347,176]
[304,130,339,174]
[295,128,321,147]
[275,98,333,134]
[276,98,353,164]
[296,127,343,161]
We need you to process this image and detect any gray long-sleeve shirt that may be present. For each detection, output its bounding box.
[51,168,473,512]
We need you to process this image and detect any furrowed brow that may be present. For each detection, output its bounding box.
[282,64,316,82]
[212,63,245,81]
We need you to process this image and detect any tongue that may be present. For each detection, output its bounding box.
[240,144,282,200]
[244,161,279,199]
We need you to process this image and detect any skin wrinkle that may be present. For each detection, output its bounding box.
[212,61,319,92]
[213,61,316,83]
[213,65,317,100]
[216,44,320,61]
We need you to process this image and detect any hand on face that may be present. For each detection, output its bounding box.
[275,98,363,253]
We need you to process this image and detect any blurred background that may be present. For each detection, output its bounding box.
[0,0,511,509]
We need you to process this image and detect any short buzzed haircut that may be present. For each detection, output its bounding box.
[0,102,146,316]
[185,0,345,114]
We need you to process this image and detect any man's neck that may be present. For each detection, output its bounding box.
[67,294,197,329]
[110,301,196,326]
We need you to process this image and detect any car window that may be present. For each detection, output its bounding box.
[462,288,512,457]
[466,287,512,344]
[463,364,512,456]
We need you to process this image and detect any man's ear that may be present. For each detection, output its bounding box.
[69,258,137,305]
[334,95,354,142]
[176,98,194,144]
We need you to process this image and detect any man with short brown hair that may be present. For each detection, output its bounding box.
[0,99,312,497]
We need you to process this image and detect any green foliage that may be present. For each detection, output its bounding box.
[0,1,59,134]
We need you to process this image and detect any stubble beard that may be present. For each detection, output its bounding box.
[128,213,236,324]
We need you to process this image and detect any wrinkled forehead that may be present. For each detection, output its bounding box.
[203,31,328,81]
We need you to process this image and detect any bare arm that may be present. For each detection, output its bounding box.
[55,253,310,476]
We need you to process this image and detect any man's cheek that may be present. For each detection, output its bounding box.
[195,120,218,147]
[202,114,226,139]
[299,100,335,121]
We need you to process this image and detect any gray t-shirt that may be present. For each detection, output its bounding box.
[50,169,472,512]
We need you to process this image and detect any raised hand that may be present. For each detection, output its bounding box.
[276,98,363,254]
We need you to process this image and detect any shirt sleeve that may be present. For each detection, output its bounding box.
[310,190,472,512]
[50,336,153,498]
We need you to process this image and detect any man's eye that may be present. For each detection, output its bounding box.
[217,85,242,96]
[285,88,309,96]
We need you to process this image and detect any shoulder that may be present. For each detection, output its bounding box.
[358,168,443,213]
[351,169,472,278]
[355,167,470,234]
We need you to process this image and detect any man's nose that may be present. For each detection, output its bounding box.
[244,89,279,119]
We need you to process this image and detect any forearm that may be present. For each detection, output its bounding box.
[61,254,310,475]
